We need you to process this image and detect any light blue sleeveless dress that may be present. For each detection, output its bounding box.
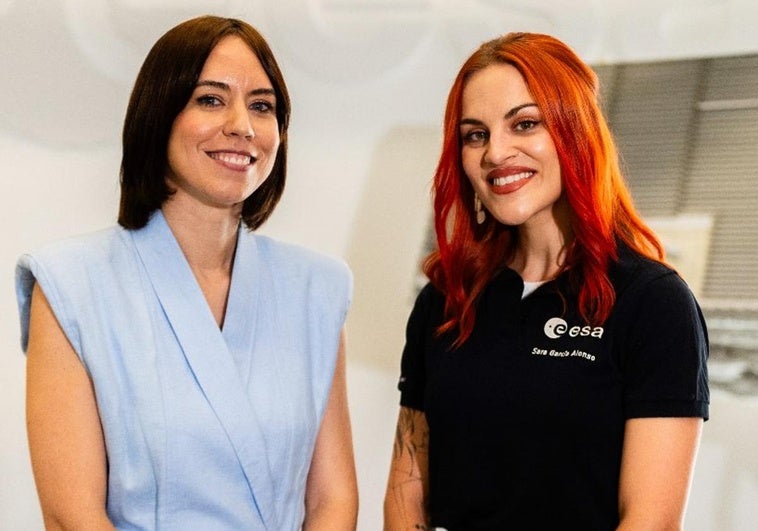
[16,210,352,530]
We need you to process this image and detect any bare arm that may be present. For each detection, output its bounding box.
[383,406,430,531]
[617,417,703,531]
[303,328,358,530]
[26,283,114,531]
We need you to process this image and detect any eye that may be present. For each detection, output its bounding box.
[514,119,540,132]
[196,94,223,107]
[250,100,275,114]
[461,129,488,147]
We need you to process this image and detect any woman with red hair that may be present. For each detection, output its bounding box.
[384,32,708,530]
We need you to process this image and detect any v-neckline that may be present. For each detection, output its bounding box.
[128,210,276,529]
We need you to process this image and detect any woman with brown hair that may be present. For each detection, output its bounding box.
[17,15,357,530]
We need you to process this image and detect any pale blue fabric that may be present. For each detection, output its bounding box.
[16,210,352,531]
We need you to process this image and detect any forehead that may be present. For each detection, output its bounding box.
[461,63,534,114]
[199,36,272,86]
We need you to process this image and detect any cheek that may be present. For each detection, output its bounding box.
[259,123,281,155]
[530,137,554,158]
[257,130,281,178]
[268,131,281,154]
[168,117,211,156]
[531,138,562,182]
[460,148,479,180]
[165,134,184,176]
[531,134,560,163]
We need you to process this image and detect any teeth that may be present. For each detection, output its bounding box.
[492,171,532,186]
[210,152,251,166]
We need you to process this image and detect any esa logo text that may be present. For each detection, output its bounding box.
[543,317,604,339]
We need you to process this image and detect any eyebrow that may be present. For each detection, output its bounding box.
[196,80,276,98]
[459,102,538,126]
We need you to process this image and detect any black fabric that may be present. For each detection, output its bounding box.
[398,246,709,530]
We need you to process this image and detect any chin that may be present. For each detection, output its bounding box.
[490,212,530,227]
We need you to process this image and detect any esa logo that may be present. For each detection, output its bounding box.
[543,317,604,339]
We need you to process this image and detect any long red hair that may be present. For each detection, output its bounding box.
[426,32,664,347]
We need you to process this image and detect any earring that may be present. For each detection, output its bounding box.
[474,194,485,225]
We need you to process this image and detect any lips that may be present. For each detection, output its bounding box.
[490,171,532,186]
[207,151,255,169]
[486,167,535,193]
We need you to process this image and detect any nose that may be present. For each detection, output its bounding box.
[482,131,518,166]
[223,101,254,139]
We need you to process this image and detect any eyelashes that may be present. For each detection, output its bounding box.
[460,118,543,147]
[193,94,276,114]
[196,94,222,107]
[514,118,540,131]
[462,130,487,146]
[249,100,275,114]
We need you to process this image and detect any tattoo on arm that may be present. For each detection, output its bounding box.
[393,407,429,478]
[387,407,430,529]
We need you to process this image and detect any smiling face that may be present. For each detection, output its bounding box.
[165,35,280,216]
[460,63,564,231]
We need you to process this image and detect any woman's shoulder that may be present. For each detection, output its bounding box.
[416,280,445,305]
[15,225,129,353]
[17,227,133,296]
[406,281,447,325]
[21,225,128,268]
[18,226,130,293]
[611,243,701,314]
[612,244,686,291]
[245,232,352,283]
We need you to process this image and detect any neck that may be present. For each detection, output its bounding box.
[160,198,240,274]
[509,199,573,282]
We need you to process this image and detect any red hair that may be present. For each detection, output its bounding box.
[425,32,664,347]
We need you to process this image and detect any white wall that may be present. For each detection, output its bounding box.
[2,1,758,529]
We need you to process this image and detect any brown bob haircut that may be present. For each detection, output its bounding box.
[118,15,291,230]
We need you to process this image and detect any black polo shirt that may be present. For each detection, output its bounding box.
[398,246,709,530]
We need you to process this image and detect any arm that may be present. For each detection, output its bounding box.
[303,328,358,530]
[383,406,430,531]
[25,283,114,531]
[617,417,703,531]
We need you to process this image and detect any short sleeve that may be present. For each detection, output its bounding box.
[15,252,83,355]
[398,284,439,411]
[621,272,709,420]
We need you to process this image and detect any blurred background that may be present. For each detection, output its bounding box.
[1,1,757,529]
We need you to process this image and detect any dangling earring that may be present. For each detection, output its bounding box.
[474,194,485,225]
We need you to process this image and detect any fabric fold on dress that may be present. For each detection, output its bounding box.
[131,212,277,529]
